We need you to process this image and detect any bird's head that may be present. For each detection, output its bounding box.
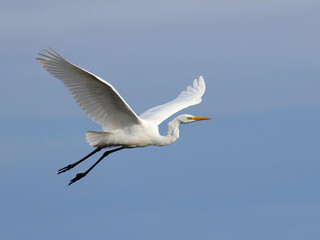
[178,114,212,124]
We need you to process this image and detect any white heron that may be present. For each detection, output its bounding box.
[37,48,211,185]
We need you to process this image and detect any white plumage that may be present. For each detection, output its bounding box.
[140,76,205,125]
[37,48,211,185]
[37,49,141,131]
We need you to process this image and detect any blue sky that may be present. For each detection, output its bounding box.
[1,1,320,239]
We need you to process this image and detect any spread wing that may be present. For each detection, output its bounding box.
[140,76,206,125]
[37,48,141,131]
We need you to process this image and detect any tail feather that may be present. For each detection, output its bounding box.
[86,131,113,147]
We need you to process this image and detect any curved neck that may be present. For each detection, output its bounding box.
[156,118,181,146]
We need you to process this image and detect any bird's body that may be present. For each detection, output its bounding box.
[86,114,204,148]
[37,48,211,185]
[86,119,163,148]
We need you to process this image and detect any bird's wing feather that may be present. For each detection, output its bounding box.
[140,76,206,125]
[37,48,141,130]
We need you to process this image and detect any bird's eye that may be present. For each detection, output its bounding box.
[187,117,193,120]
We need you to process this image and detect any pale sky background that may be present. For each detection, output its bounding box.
[1,1,320,239]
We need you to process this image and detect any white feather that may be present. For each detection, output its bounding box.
[37,48,141,131]
[37,49,208,148]
[139,76,206,125]
[38,49,211,185]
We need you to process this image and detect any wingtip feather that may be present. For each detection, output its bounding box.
[193,78,198,88]
[198,75,205,90]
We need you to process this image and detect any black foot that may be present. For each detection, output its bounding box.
[58,164,76,175]
[68,172,87,186]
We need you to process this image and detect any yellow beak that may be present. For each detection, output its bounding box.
[192,116,212,121]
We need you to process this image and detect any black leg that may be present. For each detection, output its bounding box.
[58,147,102,175]
[68,147,125,186]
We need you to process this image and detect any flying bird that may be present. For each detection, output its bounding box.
[37,48,211,185]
